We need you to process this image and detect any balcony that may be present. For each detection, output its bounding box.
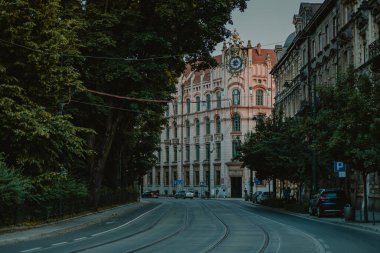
[193,136,199,143]
[204,134,213,143]
[214,133,223,142]
[184,137,190,144]
[369,39,380,61]
[172,138,179,145]
[164,139,171,145]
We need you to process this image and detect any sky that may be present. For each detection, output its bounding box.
[214,0,325,54]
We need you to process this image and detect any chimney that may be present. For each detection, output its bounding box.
[256,43,262,55]
[247,40,252,48]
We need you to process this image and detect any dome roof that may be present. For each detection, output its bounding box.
[284,32,296,48]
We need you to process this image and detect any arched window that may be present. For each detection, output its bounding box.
[216,116,221,134]
[186,98,191,114]
[205,117,210,135]
[173,122,178,138]
[232,89,240,105]
[233,114,240,132]
[256,90,264,106]
[206,94,211,110]
[186,120,190,138]
[216,92,222,108]
[195,119,200,136]
[196,96,201,111]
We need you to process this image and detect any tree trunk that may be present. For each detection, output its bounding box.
[91,111,123,209]
[362,172,369,222]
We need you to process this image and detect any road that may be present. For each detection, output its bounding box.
[1,199,379,253]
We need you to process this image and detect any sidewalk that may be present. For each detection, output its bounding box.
[244,201,380,234]
[0,202,143,246]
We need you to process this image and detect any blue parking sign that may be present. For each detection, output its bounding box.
[333,161,346,178]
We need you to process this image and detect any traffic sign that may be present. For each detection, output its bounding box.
[333,161,346,178]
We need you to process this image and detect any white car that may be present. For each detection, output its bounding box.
[185,191,194,199]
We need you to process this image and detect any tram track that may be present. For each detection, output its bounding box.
[124,205,189,253]
[69,202,173,253]
[216,201,270,253]
[200,201,230,253]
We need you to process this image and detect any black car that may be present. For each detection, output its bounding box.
[309,188,347,217]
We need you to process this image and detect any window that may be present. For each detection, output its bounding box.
[256,90,264,106]
[195,171,200,186]
[157,150,161,163]
[233,114,241,132]
[206,143,211,161]
[216,116,221,134]
[186,98,191,114]
[186,145,190,161]
[173,146,177,162]
[232,89,240,105]
[312,40,316,58]
[196,144,200,161]
[333,17,337,38]
[166,125,170,139]
[173,122,178,138]
[318,32,323,51]
[165,146,169,162]
[325,24,329,45]
[185,171,190,186]
[205,170,209,186]
[186,120,190,138]
[216,92,222,108]
[232,140,241,159]
[205,117,211,135]
[173,171,177,183]
[216,142,221,160]
[156,171,160,186]
[174,102,178,115]
[215,170,221,186]
[165,171,169,186]
[303,48,307,65]
[206,94,211,110]
[148,172,152,185]
[195,119,200,136]
[196,96,201,111]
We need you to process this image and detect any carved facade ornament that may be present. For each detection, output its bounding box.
[224,29,247,76]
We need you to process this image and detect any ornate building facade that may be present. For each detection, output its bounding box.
[143,31,277,198]
[271,0,380,209]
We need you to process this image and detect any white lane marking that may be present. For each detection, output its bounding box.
[20,248,41,253]
[91,204,161,237]
[74,237,87,241]
[52,242,68,246]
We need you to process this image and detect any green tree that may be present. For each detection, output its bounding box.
[69,0,248,208]
[314,69,380,222]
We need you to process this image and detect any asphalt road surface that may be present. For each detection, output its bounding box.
[1,199,380,253]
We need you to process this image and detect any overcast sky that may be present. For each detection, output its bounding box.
[214,0,325,54]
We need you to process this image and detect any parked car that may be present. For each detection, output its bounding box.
[185,191,194,199]
[142,190,159,198]
[309,188,347,217]
[174,190,194,199]
[252,191,263,203]
[256,192,271,204]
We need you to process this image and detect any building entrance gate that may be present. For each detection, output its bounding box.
[231,177,242,198]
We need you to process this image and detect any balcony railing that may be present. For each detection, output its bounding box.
[193,136,199,143]
[214,133,223,142]
[369,39,380,60]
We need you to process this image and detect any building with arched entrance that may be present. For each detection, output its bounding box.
[144,31,277,198]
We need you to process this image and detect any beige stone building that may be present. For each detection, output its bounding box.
[144,31,277,198]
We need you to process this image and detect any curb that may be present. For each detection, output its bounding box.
[0,201,141,246]
[245,201,380,234]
